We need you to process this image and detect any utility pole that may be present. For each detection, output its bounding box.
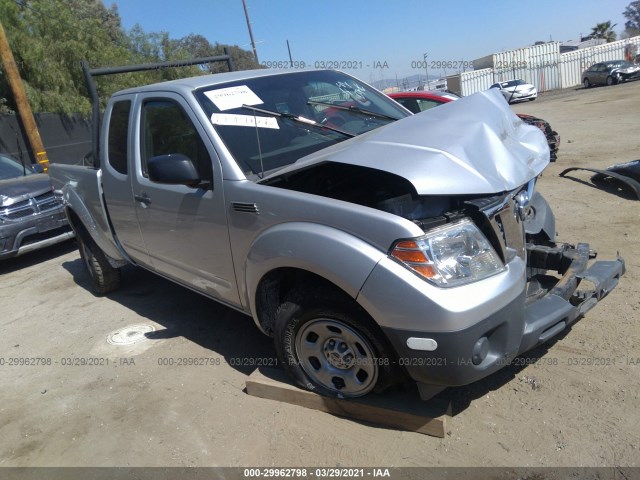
[242,0,259,64]
[0,20,49,170]
[423,52,430,90]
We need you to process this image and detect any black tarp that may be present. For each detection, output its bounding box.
[0,113,91,165]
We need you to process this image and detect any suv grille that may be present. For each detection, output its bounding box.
[34,191,58,211]
[0,190,61,221]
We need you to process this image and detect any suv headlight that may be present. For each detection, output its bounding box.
[390,219,506,287]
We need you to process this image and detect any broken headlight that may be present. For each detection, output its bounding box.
[390,219,506,287]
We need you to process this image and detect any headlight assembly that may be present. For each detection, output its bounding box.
[390,219,506,287]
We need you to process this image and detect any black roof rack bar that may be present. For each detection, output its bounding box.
[82,48,235,168]
[89,54,235,76]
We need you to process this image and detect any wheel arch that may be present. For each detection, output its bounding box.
[254,268,354,336]
[65,205,127,267]
[269,273,406,396]
[244,222,387,335]
[62,182,125,264]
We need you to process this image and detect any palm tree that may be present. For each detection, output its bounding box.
[590,21,618,42]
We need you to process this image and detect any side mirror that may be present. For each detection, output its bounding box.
[32,163,45,173]
[148,154,204,188]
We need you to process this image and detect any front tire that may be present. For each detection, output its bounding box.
[273,289,397,398]
[77,233,121,295]
[606,75,615,86]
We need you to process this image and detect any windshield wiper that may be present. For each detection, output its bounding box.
[241,104,355,138]
[306,100,400,121]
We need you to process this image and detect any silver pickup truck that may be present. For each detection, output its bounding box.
[50,60,624,400]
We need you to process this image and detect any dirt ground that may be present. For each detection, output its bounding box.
[1,81,639,469]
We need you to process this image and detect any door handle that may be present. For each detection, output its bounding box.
[134,194,151,205]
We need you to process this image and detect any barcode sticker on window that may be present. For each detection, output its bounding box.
[210,113,279,129]
[204,85,263,111]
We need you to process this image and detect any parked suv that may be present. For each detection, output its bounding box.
[0,154,73,259]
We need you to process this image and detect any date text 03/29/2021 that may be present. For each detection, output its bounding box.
[243,468,391,478]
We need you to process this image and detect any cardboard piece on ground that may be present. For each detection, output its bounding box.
[245,367,449,438]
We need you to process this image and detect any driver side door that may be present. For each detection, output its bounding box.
[131,93,240,306]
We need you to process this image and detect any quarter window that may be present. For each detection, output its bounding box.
[107,100,131,175]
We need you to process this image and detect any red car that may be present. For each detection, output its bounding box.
[389,90,560,162]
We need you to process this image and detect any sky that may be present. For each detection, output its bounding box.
[113,0,633,82]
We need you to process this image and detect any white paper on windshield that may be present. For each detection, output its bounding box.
[204,85,263,111]
[211,113,279,129]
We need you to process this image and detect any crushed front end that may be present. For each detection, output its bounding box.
[357,180,625,400]
[469,182,625,357]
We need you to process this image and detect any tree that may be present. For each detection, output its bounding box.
[164,34,261,74]
[590,21,618,42]
[0,0,260,115]
[0,0,134,114]
[623,1,640,37]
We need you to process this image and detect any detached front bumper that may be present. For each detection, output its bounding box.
[519,243,624,353]
[360,242,624,398]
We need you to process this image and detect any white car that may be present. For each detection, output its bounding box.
[490,79,537,103]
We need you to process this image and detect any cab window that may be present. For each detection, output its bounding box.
[140,99,212,185]
[107,100,131,175]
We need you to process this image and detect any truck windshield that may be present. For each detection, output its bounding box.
[195,70,409,178]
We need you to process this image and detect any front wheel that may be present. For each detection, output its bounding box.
[274,289,397,398]
[606,75,616,86]
[583,78,591,88]
[77,233,121,295]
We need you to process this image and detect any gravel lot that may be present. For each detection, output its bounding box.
[1,80,639,469]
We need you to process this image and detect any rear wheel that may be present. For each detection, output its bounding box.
[77,233,121,294]
[274,288,397,398]
[583,78,591,88]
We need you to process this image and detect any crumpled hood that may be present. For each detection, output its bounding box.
[0,174,53,207]
[266,88,550,195]
[615,65,640,74]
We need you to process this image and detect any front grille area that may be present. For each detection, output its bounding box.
[6,198,30,209]
[468,190,526,264]
[488,197,526,262]
[0,190,61,221]
[3,207,35,220]
[35,191,59,211]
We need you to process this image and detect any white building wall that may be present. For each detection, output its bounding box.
[457,68,493,96]
[487,42,561,92]
[448,36,640,96]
